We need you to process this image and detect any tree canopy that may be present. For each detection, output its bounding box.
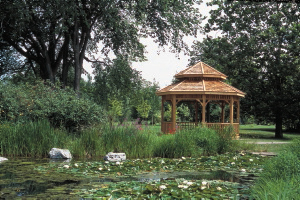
[190,0,300,138]
[0,0,203,92]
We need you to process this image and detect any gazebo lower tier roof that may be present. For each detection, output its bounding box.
[156,79,245,97]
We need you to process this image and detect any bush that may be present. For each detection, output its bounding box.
[0,81,104,131]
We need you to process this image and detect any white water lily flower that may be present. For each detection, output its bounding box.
[116,161,120,165]
[178,185,188,189]
[201,186,206,190]
[231,162,235,165]
[217,187,222,191]
[161,160,165,164]
[159,185,167,190]
[98,167,103,171]
[63,165,69,169]
[233,156,238,160]
[182,157,186,160]
[183,180,188,184]
[240,169,246,172]
[202,181,207,186]
[249,159,253,162]
[108,168,111,171]
[74,164,78,167]
[186,182,193,186]
[105,161,109,164]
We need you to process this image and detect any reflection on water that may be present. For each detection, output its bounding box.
[0,158,257,199]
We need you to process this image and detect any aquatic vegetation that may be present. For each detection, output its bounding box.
[33,153,268,199]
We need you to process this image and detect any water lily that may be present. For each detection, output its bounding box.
[116,161,120,165]
[159,185,167,190]
[231,162,235,165]
[74,163,78,167]
[186,182,193,186]
[202,181,207,186]
[201,186,206,190]
[63,165,69,169]
[178,185,188,189]
[98,167,103,171]
[240,168,246,172]
[160,160,165,164]
[233,156,238,160]
[182,157,186,160]
[249,159,253,162]
[105,161,109,164]
[217,187,222,191]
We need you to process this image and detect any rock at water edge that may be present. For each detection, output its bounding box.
[0,157,8,162]
[104,152,126,162]
[49,148,72,159]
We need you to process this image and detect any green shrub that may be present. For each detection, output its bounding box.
[0,81,104,130]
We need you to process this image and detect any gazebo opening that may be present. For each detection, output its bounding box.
[156,62,245,136]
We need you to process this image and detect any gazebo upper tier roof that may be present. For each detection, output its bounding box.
[175,62,227,80]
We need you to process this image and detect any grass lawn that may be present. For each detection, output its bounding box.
[238,124,300,153]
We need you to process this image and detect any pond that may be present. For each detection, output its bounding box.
[0,153,267,199]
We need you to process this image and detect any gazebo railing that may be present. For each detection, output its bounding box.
[161,122,239,135]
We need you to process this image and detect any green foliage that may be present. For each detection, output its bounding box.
[0,81,104,130]
[0,120,67,157]
[108,98,123,123]
[177,103,191,122]
[100,125,157,159]
[251,139,300,199]
[1,0,203,92]
[135,99,151,119]
[191,1,300,137]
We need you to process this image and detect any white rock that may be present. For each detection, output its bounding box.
[104,152,126,162]
[0,157,8,162]
[49,148,72,159]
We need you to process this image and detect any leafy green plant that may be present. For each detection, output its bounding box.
[0,81,104,131]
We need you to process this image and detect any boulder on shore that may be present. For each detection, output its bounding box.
[0,157,8,162]
[104,152,126,162]
[49,148,72,159]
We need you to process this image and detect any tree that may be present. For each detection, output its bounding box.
[190,1,300,138]
[0,0,203,92]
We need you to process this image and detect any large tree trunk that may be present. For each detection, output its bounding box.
[275,109,283,138]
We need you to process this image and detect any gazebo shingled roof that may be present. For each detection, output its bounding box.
[156,61,245,136]
[157,62,245,97]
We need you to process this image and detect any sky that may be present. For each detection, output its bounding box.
[84,0,214,89]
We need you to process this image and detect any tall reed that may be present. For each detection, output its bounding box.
[0,120,67,157]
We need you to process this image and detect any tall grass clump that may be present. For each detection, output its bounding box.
[70,127,104,158]
[0,120,67,157]
[100,124,158,159]
[153,126,237,158]
[251,140,300,199]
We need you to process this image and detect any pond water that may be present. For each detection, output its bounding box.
[0,157,261,199]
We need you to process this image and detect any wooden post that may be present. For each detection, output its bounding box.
[221,101,225,123]
[195,102,199,126]
[202,95,206,123]
[161,96,165,133]
[230,96,234,124]
[237,99,240,123]
[171,95,176,131]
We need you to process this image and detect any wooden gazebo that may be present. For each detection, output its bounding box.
[156,62,245,135]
